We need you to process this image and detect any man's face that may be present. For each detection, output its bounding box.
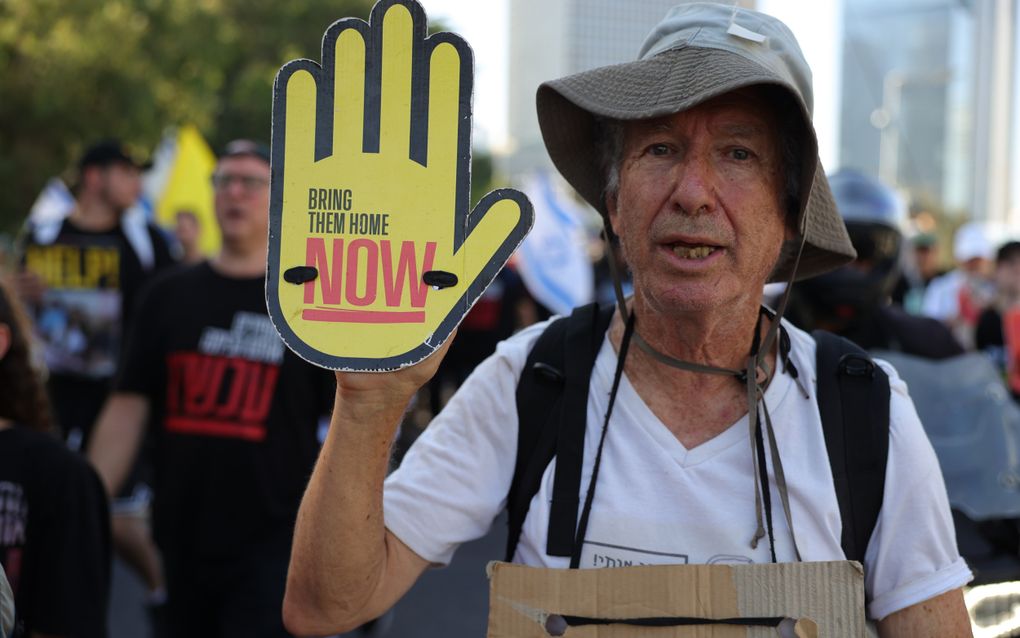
[212,155,271,247]
[174,212,200,247]
[996,257,1020,297]
[95,162,142,212]
[914,244,939,278]
[607,89,790,317]
[962,256,993,279]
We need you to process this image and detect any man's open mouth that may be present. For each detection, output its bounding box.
[670,243,718,259]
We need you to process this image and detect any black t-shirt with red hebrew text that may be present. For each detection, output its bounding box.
[115,262,334,560]
[0,426,110,638]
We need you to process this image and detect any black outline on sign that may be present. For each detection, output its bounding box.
[266,0,534,371]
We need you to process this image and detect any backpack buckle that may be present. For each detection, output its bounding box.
[532,362,565,383]
[838,353,875,379]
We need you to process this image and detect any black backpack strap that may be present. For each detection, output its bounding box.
[506,303,614,562]
[813,330,891,564]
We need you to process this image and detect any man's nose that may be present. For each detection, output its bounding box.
[668,153,716,216]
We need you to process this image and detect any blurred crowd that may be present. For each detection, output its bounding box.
[0,138,552,638]
[784,169,1020,378]
[2,137,1020,638]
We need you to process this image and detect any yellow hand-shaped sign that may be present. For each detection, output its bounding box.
[267,0,533,371]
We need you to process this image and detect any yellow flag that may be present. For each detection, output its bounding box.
[155,125,221,255]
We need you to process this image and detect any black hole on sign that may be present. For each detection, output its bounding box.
[284,266,318,284]
[423,271,458,289]
[544,615,568,636]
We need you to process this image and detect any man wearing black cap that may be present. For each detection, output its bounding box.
[19,140,176,446]
[18,139,177,603]
[89,140,336,637]
[282,3,972,637]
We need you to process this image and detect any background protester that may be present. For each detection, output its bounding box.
[975,241,1020,394]
[922,221,998,349]
[16,140,175,605]
[0,278,110,638]
[172,209,204,265]
[897,230,946,315]
[786,169,963,358]
[88,141,337,638]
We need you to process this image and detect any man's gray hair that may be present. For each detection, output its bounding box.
[598,118,626,200]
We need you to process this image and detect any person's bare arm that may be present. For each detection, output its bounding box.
[283,339,452,636]
[877,588,972,637]
[12,269,45,308]
[86,393,150,498]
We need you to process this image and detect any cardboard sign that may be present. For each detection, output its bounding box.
[487,561,866,637]
[267,0,534,371]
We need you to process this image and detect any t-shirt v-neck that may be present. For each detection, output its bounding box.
[593,337,798,468]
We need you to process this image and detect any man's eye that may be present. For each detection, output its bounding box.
[731,148,752,160]
[646,144,671,156]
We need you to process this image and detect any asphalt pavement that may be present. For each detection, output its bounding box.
[109,515,508,637]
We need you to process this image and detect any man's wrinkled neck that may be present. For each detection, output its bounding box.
[623,290,768,372]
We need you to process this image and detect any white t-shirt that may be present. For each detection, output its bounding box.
[921,270,964,322]
[383,318,972,621]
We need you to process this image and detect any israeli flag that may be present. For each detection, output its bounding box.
[28,178,75,226]
[517,172,595,316]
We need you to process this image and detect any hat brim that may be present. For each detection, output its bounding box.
[537,46,855,282]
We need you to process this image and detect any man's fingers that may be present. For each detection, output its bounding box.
[426,40,463,186]
[378,4,414,158]
[333,28,367,155]
[284,68,319,164]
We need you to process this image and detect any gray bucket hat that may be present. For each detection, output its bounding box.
[536,2,855,282]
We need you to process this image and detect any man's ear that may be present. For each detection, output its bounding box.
[0,325,10,362]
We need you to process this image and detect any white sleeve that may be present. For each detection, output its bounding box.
[382,321,550,566]
[920,274,958,321]
[863,361,973,620]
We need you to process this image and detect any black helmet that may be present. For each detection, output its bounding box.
[794,169,905,325]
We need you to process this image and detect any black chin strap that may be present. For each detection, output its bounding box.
[569,311,635,568]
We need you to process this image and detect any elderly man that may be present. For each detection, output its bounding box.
[284,4,972,637]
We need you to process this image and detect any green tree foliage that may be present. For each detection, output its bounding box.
[0,0,377,233]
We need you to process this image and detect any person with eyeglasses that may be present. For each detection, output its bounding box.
[88,140,337,637]
[211,172,271,192]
